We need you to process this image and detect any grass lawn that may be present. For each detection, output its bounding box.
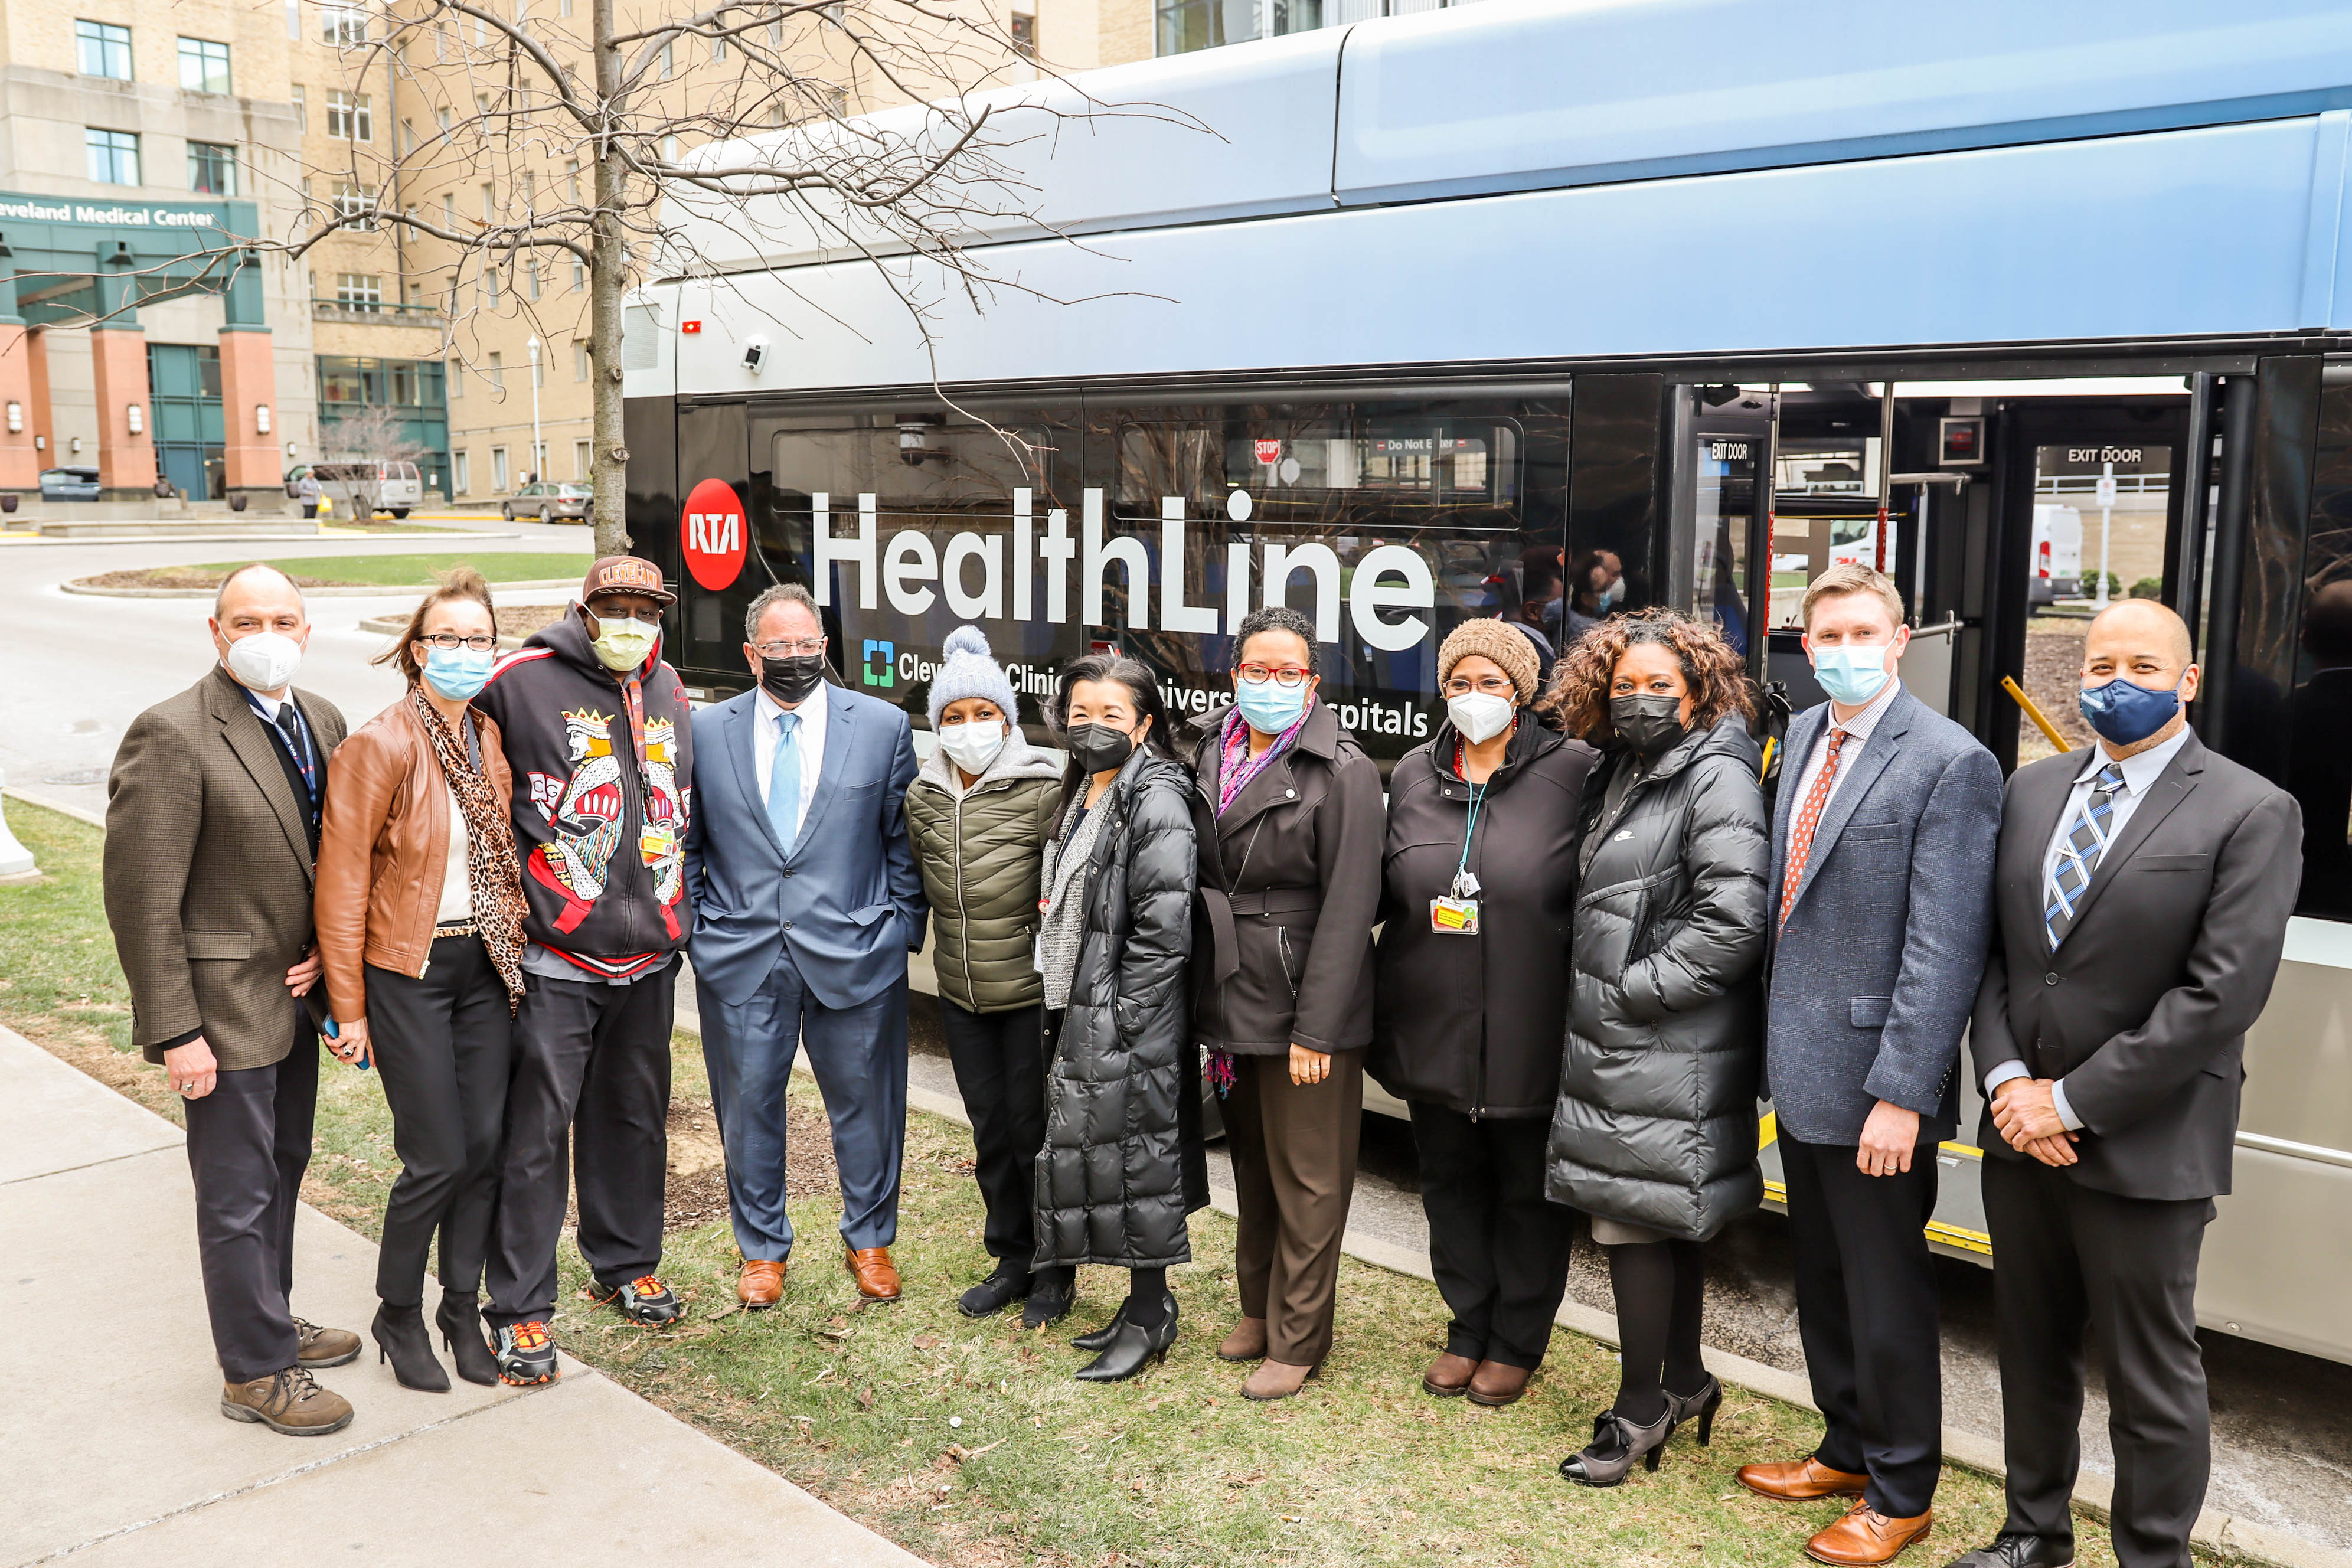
[0,798,2137,1568]
[79,553,592,593]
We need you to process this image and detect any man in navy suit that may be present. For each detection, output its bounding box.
[683,583,926,1308]
[1737,563,2004,1568]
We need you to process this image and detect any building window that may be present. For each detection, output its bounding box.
[574,439,592,479]
[335,183,378,230]
[564,158,581,201]
[177,37,231,93]
[322,5,368,46]
[573,340,590,380]
[326,90,372,141]
[441,191,456,227]
[527,261,542,301]
[560,0,573,14]
[334,273,381,311]
[659,41,674,77]
[661,133,679,163]
[291,84,306,130]
[488,351,504,391]
[479,182,494,223]
[1010,11,1035,58]
[85,129,139,185]
[453,450,470,492]
[1156,0,1321,56]
[187,141,236,195]
[570,256,585,291]
[77,21,132,80]
[449,357,464,397]
[491,446,509,491]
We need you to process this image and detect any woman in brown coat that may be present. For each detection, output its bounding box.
[1185,605,1386,1402]
[315,569,528,1393]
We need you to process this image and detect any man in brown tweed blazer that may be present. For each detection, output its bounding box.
[104,564,362,1436]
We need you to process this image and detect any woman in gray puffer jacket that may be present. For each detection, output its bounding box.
[1031,654,1206,1381]
[1539,609,1769,1487]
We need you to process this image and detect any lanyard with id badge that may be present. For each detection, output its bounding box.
[1432,743,1489,936]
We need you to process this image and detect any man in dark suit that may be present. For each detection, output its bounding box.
[104,563,359,1436]
[683,583,926,1308]
[1946,600,2299,1568]
[1738,563,2004,1567]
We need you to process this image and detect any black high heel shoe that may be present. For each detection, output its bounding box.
[1073,1294,1178,1383]
[373,1302,450,1393]
[1070,1302,1129,1353]
[1558,1404,1673,1487]
[1664,1373,1723,1446]
[435,1293,501,1387]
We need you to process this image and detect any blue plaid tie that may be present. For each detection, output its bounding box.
[2045,763,2125,950]
[766,712,802,849]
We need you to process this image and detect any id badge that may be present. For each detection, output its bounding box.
[1430,897,1481,935]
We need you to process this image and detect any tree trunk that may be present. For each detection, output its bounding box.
[590,0,631,559]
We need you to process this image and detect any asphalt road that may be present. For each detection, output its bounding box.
[11,522,2351,1560]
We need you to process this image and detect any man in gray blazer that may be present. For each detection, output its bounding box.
[1946,600,2299,1568]
[104,564,360,1436]
[1737,563,2003,1568]
[682,583,926,1308]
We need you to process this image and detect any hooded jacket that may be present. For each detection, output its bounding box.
[906,731,1063,1014]
[1544,713,1770,1241]
[1183,701,1385,1056]
[470,607,694,976]
[1368,714,1598,1116]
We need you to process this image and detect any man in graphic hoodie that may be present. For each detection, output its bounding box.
[469,556,695,1383]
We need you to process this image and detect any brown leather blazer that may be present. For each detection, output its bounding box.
[316,695,514,1025]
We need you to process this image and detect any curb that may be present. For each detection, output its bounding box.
[354,614,528,651]
[2,788,106,827]
[63,577,582,600]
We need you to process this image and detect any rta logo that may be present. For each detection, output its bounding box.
[863,639,895,688]
[679,477,747,591]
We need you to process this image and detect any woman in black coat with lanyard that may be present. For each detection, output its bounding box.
[1369,618,1598,1408]
[1030,654,1207,1380]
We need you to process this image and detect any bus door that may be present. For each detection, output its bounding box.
[1664,384,1775,674]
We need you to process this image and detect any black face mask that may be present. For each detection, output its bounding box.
[1610,693,1687,756]
[759,654,827,705]
[1064,721,1136,776]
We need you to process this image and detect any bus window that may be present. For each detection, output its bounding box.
[2287,377,2352,920]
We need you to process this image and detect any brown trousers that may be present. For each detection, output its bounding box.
[1223,1048,1364,1367]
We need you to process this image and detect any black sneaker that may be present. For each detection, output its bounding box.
[1021,1270,1073,1330]
[958,1260,1033,1318]
[1944,1537,2075,1568]
[586,1273,683,1325]
[492,1321,559,1386]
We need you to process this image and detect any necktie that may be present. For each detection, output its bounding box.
[1779,726,1847,927]
[766,712,802,850]
[2045,763,2126,950]
[274,703,316,805]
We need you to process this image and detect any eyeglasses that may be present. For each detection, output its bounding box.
[754,637,826,658]
[419,633,498,652]
[1443,675,1515,697]
[1235,664,1313,687]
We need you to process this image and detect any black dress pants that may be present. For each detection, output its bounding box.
[485,958,675,1329]
[936,998,1046,1264]
[1407,1102,1575,1370]
[182,1023,318,1383]
[1780,1133,1943,1520]
[365,935,514,1306]
[1983,1155,2215,1568]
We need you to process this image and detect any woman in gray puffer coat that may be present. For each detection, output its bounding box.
[1031,654,1206,1381]
[1539,609,1769,1487]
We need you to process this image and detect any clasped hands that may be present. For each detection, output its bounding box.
[1991,1077,2079,1167]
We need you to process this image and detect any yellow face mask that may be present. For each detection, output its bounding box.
[593,616,656,672]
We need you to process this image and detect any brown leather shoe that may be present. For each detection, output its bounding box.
[1806,1501,1933,1566]
[1739,1455,1871,1501]
[292,1318,361,1368]
[1217,1317,1268,1363]
[1422,1351,1478,1397]
[1241,1358,1317,1402]
[739,1259,785,1309]
[845,1246,901,1301]
[1466,1360,1533,1407]
[220,1366,354,1436]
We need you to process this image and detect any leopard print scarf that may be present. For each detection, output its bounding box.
[413,686,528,1011]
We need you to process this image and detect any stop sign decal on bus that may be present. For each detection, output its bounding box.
[681,478,747,590]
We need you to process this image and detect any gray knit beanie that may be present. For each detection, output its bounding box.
[927,625,1019,727]
[1437,615,1541,705]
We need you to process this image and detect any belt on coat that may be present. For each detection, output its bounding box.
[1197,886,1323,986]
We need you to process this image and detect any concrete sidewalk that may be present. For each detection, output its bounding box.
[0,1024,925,1568]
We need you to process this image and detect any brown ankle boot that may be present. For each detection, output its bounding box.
[1217,1316,1268,1363]
[220,1366,354,1436]
[1242,1358,1317,1402]
[1422,1352,1479,1397]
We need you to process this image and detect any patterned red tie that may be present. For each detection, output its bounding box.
[1779,727,1847,927]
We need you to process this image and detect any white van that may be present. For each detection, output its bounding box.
[2030,502,2084,603]
[302,460,424,520]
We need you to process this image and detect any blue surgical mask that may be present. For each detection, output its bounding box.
[2079,674,2184,747]
[1812,643,1893,706]
[1234,675,1309,736]
[424,645,497,701]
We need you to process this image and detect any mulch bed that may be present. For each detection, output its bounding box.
[77,564,358,590]
[659,1092,841,1234]
[2023,625,2098,751]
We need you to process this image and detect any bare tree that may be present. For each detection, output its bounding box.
[241,0,1165,556]
[321,398,432,520]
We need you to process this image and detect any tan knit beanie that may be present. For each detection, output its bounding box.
[1436,616,1540,705]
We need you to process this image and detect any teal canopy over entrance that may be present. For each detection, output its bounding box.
[0,192,265,327]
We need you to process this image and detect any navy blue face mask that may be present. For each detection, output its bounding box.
[2078,673,2184,746]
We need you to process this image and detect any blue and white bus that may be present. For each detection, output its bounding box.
[621,0,2352,1365]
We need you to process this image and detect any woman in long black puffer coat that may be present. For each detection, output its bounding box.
[1030,653,1207,1380]
[1539,608,1769,1487]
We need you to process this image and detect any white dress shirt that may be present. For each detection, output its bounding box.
[1983,723,2196,1129]
[754,684,828,843]
[1789,676,1903,815]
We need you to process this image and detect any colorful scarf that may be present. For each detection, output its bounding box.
[413,687,530,1011]
[1216,700,1312,815]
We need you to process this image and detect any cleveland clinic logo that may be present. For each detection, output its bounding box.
[863,640,895,688]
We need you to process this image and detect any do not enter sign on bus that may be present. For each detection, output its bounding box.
[681,478,747,590]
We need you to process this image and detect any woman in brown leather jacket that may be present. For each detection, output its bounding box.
[315,569,528,1392]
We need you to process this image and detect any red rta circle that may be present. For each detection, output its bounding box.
[680,478,747,591]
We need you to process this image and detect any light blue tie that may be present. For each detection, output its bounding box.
[766,712,802,850]
[2045,763,2125,950]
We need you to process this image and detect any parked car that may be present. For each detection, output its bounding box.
[39,466,100,501]
[503,481,593,524]
[288,460,424,519]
